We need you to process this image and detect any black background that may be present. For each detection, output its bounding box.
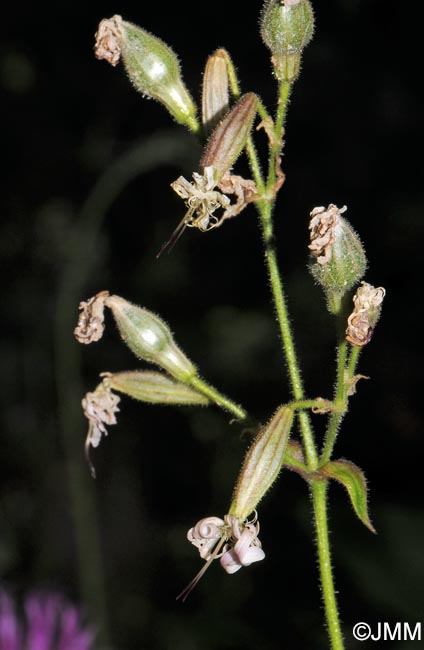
[1,1,422,649]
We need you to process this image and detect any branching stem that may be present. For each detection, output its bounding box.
[243,80,345,650]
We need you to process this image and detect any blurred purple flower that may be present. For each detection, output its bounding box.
[0,590,94,650]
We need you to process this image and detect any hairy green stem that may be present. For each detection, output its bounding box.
[311,480,344,650]
[260,201,318,469]
[347,344,361,378]
[266,82,291,193]
[189,375,247,420]
[291,398,334,412]
[320,342,362,465]
[220,50,266,194]
[246,137,265,194]
[320,340,348,464]
[244,79,344,650]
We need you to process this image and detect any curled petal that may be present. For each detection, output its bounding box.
[187,516,225,560]
[171,167,230,232]
[94,15,123,67]
[346,311,373,347]
[308,204,346,265]
[189,516,225,540]
[220,548,243,574]
[82,382,120,477]
[220,522,265,574]
[74,291,109,344]
[346,281,385,347]
[352,282,385,311]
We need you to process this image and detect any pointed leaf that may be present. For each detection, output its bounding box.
[320,459,376,534]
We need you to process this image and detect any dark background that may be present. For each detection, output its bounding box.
[1,1,422,649]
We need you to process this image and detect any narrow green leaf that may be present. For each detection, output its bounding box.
[320,459,376,534]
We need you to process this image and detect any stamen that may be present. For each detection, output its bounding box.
[176,537,226,603]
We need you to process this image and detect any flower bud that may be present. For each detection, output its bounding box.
[202,49,230,135]
[94,15,198,131]
[104,370,209,405]
[229,405,294,521]
[106,295,196,382]
[260,0,314,82]
[308,204,367,314]
[200,93,258,183]
[346,282,385,347]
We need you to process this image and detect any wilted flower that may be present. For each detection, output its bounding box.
[82,382,120,477]
[308,203,367,313]
[0,590,94,650]
[160,94,258,253]
[171,166,231,232]
[346,281,386,346]
[74,291,109,345]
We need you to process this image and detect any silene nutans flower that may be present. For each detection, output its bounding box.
[160,93,259,254]
[94,15,198,131]
[178,514,265,601]
[180,406,294,599]
[75,292,210,476]
[346,281,386,346]
[308,204,367,314]
[75,291,196,381]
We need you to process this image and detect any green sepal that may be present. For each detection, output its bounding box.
[321,459,376,534]
[105,371,210,406]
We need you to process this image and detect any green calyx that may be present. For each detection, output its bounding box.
[121,20,198,130]
[308,205,367,315]
[106,295,197,382]
[260,0,314,82]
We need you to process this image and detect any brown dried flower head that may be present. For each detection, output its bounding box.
[346,281,386,347]
[94,15,123,67]
[308,204,347,265]
[74,290,109,344]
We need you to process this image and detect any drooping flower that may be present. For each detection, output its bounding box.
[0,590,95,650]
[178,514,265,601]
[82,381,121,477]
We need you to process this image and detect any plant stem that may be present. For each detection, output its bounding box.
[245,80,343,649]
[189,375,247,420]
[311,480,344,650]
[290,398,334,412]
[320,343,362,465]
[347,345,361,378]
[320,340,348,465]
[220,49,266,194]
[266,82,291,192]
[259,200,318,470]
